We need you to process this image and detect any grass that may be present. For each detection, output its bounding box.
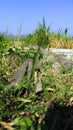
[0,20,73,130]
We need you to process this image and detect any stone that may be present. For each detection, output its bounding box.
[36,80,43,93]
[52,62,62,74]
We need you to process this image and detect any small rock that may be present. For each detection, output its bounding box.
[36,80,43,93]
[52,62,62,74]
[66,54,73,61]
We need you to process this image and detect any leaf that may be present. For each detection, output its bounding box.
[46,87,55,91]
[0,101,6,110]
[20,118,32,130]
[15,97,32,103]
[13,117,21,123]
[24,117,32,127]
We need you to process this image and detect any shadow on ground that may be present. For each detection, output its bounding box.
[40,102,73,130]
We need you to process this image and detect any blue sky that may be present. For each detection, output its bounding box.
[0,0,73,35]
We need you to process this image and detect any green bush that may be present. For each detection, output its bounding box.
[23,18,50,48]
[36,27,49,48]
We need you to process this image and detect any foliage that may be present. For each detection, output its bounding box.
[22,19,73,49]
[0,20,73,129]
[0,44,73,130]
[36,27,49,48]
[23,18,50,48]
[0,32,12,53]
